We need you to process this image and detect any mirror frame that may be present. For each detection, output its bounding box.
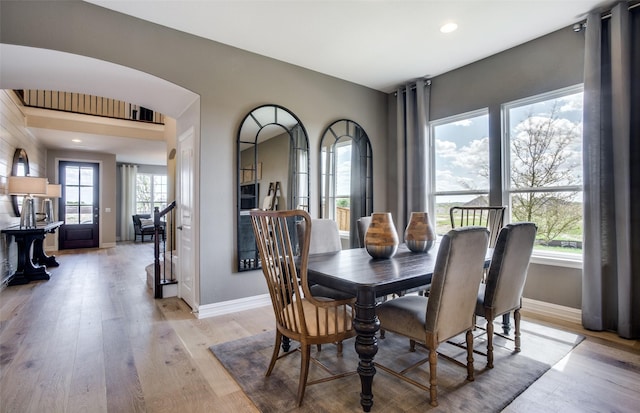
[319,119,373,248]
[11,148,30,217]
[236,104,310,272]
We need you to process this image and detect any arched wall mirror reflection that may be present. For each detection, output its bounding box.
[11,148,30,217]
[320,119,373,248]
[236,104,310,272]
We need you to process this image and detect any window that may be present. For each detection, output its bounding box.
[503,86,583,257]
[430,110,489,235]
[136,173,167,214]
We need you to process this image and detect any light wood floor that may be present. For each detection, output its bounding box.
[1,242,638,412]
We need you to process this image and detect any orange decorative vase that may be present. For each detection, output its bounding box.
[364,212,399,259]
[404,212,436,253]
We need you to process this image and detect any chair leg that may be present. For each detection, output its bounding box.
[428,348,438,407]
[266,331,283,376]
[465,329,475,381]
[486,317,494,369]
[296,344,311,406]
[514,309,521,352]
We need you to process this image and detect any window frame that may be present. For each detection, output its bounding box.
[428,108,490,234]
[135,172,168,214]
[501,84,584,265]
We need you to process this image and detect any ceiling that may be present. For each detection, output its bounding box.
[2,1,616,165]
[87,0,614,92]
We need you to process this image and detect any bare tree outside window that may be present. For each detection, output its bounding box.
[506,88,584,253]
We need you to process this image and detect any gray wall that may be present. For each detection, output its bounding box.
[1,1,388,306]
[387,26,585,309]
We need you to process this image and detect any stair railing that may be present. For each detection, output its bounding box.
[154,201,176,298]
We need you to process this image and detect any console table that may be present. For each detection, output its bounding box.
[2,221,63,285]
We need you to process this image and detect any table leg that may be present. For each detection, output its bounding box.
[9,233,50,285]
[32,237,60,267]
[502,312,511,335]
[353,287,379,412]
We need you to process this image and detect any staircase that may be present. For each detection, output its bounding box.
[146,251,178,297]
[149,201,177,299]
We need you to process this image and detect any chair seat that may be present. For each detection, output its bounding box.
[377,295,427,342]
[283,299,353,336]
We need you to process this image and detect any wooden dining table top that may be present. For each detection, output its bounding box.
[306,242,493,297]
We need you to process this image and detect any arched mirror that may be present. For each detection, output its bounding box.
[11,148,30,217]
[320,119,373,248]
[236,104,310,271]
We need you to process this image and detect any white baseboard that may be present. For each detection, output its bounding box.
[521,297,582,325]
[196,294,271,319]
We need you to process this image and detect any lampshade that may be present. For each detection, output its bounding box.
[7,176,47,196]
[34,183,62,198]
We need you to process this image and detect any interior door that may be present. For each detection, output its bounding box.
[59,161,99,249]
[178,128,196,310]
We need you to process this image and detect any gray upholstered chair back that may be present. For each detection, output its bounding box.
[296,218,342,254]
[426,226,489,340]
[482,222,537,315]
[356,216,372,248]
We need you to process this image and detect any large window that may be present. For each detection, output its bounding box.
[503,86,583,256]
[136,173,167,214]
[430,110,489,235]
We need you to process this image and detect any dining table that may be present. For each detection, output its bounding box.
[306,242,492,412]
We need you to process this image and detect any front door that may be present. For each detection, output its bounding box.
[59,161,99,249]
[178,128,197,310]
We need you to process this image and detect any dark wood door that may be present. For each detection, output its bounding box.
[58,161,99,249]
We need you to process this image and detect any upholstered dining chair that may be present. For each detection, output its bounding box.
[375,226,489,407]
[475,222,537,368]
[449,205,506,248]
[296,219,355,302]
[356,216,372,248]
[250,209,356,406]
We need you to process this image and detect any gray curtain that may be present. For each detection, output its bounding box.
[120,164,138,241]
[396,79,431,234]
[582,2,639,339]
[349,126,373,248]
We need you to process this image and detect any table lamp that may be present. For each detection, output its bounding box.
[7,176,48,228]
[36,183,62,224]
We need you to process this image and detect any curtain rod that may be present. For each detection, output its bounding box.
[394,79,431,96]
[574,1,639,30]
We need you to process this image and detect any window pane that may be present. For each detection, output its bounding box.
[65,205,79,224]
[505,88,583,254]
[434,194,489,236]
[508,92,583,190]
[510,191,582,254]
[433,113,489,193]
[66,166,79,185]
[80,167,94,186]
[80,205,93,224]
[80,187,93,205]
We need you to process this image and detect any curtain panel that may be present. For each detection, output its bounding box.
[395,79,431,234]
[120,164,138,241]
[582,2,639,339]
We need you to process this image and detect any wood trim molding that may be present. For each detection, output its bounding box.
[521,297,582,325]
[196,294,271,319]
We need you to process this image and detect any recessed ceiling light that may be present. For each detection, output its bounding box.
[72,138,82,143]
[440,22,458,34]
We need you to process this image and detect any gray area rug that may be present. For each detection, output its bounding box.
[210,320,583,412]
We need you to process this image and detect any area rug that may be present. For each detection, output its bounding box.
[210,320,583,412]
